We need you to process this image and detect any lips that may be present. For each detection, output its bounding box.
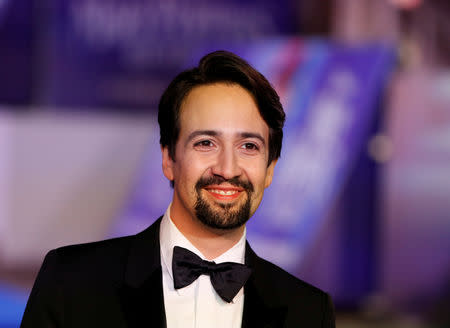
[204,186,244,201]
[208,189,239,196]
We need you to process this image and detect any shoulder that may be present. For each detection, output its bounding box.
[47,217,162,276]
[253,256,326,301]
[53,234,134,263]
[249,253,335,327]
[36,218,161,285]
[246,242,327,302]
[42,234,135,283]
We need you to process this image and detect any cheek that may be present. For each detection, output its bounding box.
[246,168,271,202]
[179,150,217,174]
[173,156,209,190]
[244,159,269,183]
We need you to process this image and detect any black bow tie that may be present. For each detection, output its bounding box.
[172,246,252,303]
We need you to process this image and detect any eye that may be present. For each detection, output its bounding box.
[194,139,214,148]
[241,142,259,151]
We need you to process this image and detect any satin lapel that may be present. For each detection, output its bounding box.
[242,242,287,328]
[118,217,166,328]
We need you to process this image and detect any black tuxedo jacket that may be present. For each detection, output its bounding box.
[21,218,335,328]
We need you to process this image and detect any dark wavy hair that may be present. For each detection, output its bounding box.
[158,50,285,165]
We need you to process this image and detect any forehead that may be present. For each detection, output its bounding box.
[178,83,269,139]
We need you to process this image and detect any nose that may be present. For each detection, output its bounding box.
[210,146,242,180]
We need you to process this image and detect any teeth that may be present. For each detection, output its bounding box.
[209,189,238,195]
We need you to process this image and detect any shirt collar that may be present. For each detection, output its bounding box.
[159,204,246,282]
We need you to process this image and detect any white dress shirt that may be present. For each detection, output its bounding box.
[159,205,246,328]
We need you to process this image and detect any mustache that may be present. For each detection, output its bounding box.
[195,176,254,193]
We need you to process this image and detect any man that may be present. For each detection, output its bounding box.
[21,51,335,327]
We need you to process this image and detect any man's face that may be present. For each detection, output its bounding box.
[162,83,276,231]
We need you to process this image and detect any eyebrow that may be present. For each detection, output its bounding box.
[239,132,266,146]
[185,130,219,146]
[185,130,266,146]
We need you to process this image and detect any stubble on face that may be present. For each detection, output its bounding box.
[194,176,254,230]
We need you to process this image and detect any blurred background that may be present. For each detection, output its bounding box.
[0,0,449,327]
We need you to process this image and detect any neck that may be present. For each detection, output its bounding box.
[169,203,245,260]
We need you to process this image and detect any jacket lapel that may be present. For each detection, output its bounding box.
[242,243,287,328]
[118,217,166,328]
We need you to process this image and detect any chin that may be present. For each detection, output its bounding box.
[194,197,251,231]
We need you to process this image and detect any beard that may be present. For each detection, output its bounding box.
[194,176,254,230]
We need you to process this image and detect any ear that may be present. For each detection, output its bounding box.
[264,159,277,188]
[161,146,174,182]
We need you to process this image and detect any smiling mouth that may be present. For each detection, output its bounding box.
[208,189,239,195]
[203,187,244,201]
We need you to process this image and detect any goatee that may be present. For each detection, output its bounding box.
[194,176,254,230]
